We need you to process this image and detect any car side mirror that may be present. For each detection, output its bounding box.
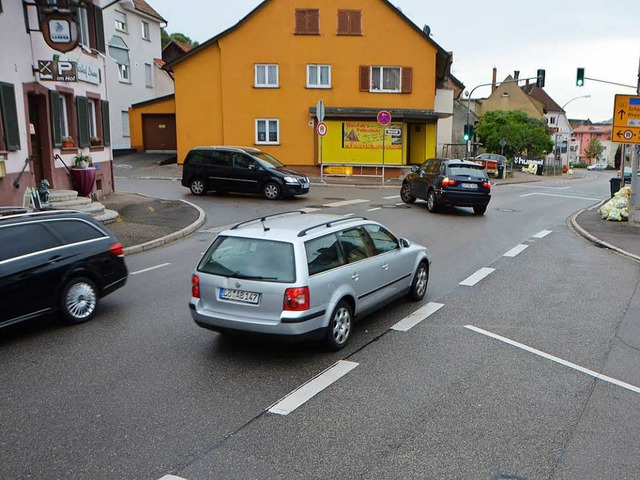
[249,164,259,171]
[400,238,410,248]
[411,166,419,173]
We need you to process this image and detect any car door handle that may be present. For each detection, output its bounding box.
[382,263,389,270]
[351,273,359,281]
[47,255,62,265]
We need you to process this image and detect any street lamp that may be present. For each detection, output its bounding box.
[559,95,591,166]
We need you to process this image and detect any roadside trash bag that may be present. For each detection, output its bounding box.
[599,186,631,221]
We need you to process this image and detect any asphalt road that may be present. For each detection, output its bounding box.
[1,171,639,480]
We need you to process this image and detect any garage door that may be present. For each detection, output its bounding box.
[143,114,177,151]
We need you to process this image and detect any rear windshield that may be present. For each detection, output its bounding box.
[198,236,295,283]
[448,165,488,179]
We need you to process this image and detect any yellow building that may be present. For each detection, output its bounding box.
[165,0,454,172]
[478,74,545,119]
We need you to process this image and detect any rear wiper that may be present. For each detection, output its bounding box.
[232,274,279,280]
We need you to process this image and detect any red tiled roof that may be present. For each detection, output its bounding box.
[521,84,563,112]
[132,0,166,23]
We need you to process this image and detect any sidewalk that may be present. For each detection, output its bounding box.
[105,154,640,262]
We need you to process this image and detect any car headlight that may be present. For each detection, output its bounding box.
[284,176,298,184]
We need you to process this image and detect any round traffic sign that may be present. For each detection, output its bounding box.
[623,130,634,140]
[377,110,392,125]
[316,122,327,136]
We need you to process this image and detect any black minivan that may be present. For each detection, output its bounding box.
[181,146,310,200]
[0,210,128,329]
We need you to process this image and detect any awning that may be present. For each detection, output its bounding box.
[309,106,451,122]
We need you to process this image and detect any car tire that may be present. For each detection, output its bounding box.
[189,177,207,196]
[325,300,353,351]
[60,277,98,324]
[473,205,487,215]
[263,181,282,200]
[400,183,416,204]
[408,261,429,301]
[426,190,439,212]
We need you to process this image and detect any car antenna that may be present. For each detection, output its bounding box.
[260,217,270,232]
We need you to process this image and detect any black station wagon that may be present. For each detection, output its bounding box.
[0,210,128,328]
[400,158,492,215]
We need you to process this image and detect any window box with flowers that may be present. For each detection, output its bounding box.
[61,136,75,148]
[90,136,102,147]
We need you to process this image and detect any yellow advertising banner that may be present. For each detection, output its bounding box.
[343,122,403,150]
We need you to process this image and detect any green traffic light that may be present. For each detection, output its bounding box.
[576,68,585,87]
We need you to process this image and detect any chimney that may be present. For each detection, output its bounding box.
[492,67,497,92]
[514,70,520,81]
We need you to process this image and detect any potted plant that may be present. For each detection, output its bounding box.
[73,153,93,169]
[90,136,102,147]
[61,136,74,148]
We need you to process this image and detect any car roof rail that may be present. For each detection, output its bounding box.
[230,210,307,231]
[297,216,368,237]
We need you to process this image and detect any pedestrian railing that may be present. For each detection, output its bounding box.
[320,163,411,185]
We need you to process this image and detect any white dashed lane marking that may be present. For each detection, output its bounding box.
[391,302,444,332]
[504,244,529,257]
[465,325,640,395]
[383,195,401,199]
[268,361,359,415]
[131,263,171,275]
[460,267,495,286]
[533,229,552,238]
[367,207,382,212]
[520,192,600,201]
[322,199,370,207]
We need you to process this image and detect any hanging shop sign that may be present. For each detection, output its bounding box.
[77,63,101,84]
[38,60,78,82]
[40,12,79,53]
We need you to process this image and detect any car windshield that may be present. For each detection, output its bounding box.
[251,152,286,169]
[198,235,295,283]
[448,165,488,179]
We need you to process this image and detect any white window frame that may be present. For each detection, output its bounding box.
[370,66,401,93]
[306,64,331,89]
[87,99,97,138]
[114,10,127,33]
[57,94,69,139]
[118,63,130,83]
[255,64,279,88]
[145,63,153,88]
[141,21,150,40]
[78,6,90,46]
[122,111,130,137]
[255,119,280,145]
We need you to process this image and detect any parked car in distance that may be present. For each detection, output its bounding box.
[616,167,637,183]
[587,163,608,171]
[0,210,128,329]
[189,212,431,350]
[400,158,491,215]
[181,146,310,200]
[473,153,507,178]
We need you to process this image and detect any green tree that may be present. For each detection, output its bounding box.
[161,28,199,49]
[584,138,605,163]
[475,110,554,158]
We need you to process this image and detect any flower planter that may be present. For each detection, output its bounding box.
[71,167,96,198]
[61,140,75,148]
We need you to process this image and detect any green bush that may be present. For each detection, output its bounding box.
[570,162,587,169]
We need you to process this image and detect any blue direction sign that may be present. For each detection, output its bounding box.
[377,110,392,125]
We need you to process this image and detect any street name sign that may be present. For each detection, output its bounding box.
[613,94,640,144]
[385,128,401,136]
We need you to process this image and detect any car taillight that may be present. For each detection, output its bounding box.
[283,286,310,311]
[192,274,200,298]
[109,242,124,257]
[442,177,457,187]
[482,181,491,190]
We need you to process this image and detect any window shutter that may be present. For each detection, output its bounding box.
[0,82,21,151]
[337,10,348,35]
[76,96,90,148]
[295,9,306,33]
[350,10,362,35]
[49,90,61,147]
[93,5,105,54]
[309,9,319,34]
[401,67,412,93]
[101,100,110,147]
[359,66,369,92]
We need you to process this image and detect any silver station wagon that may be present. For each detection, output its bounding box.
[189,212,431,350]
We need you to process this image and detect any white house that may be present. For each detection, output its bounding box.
[102,0,172,151]
[0,0,114,207]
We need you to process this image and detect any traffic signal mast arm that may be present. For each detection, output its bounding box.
[576,67,637,90]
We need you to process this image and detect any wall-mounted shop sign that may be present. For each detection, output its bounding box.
[40,12,79,53]
[77,63,100,85]
[38,60,77,82]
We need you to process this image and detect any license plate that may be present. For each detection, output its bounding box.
[219,288,260,304]
[461,183,478,189]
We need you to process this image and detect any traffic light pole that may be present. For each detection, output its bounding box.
[465,73,544,158]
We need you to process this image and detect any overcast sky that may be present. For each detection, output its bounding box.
[152,0,640,122]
